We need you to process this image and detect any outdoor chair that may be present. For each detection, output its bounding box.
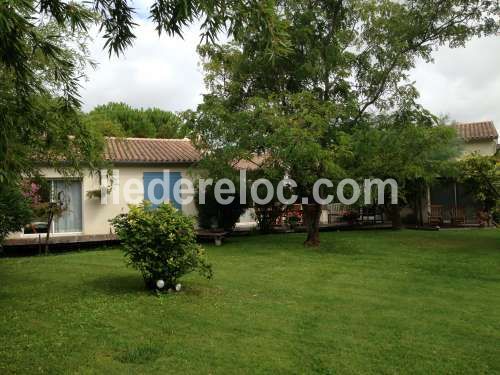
[359,205,384,224]
[428,205,444,226]
[327,203,350,224]
[450,207,466,226]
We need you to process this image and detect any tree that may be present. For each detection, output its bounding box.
[0,9,105,243]
[0,0,283,243]
[0,9,104,185]
[2,0,278,187]
[84,102,186,138]
[458,153,499,222]
[187,0,499,246]
[82,113,127,138]
[195,184,247,231]
[0,183,33,249]
[1,0,290,179]
[146,108,186,139]
[337,117,460,228]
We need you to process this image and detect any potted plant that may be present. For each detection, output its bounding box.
[287,215,300,230]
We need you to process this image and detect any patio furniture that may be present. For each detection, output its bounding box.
[197,230,229,246]
[450,207,466,226]
[359,205,384,224]
[327,203,351,224]
[428,205,444,226]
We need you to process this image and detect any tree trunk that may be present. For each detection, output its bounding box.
[303,203,322,247]
[45,212,54,255]
[416,183,423,227]
[387,204,402,229]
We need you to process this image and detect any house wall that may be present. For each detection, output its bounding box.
[418,139,498,224]
[461,139,497,156]
[8,164,198,239]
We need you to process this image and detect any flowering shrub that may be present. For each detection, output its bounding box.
[111,202,212,290]
[22,181,42,204]
[20,178,66,254]
[21,177,64,213]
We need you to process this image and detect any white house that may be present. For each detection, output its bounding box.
[7,137,201,244]
[453,121,498,156]
[423,121,498,225]
[6,120,498,245]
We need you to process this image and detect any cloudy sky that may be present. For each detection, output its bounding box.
[80,12,500,134]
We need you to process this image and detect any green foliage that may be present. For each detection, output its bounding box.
[188,0,498,243]
[100,0,289,57]
[195,185,246,231]
[339,121,460,192]
[0,6,104,184]
[254,204,286,234]
[458,154,499,211]
[0,183,32,245]
[337,120,460,227]
[0,0,299,184]
[21,176,68,254]
[110,202,212,290]
[82,113,126,138]
[85,102,185,139]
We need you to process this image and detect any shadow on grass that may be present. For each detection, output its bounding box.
[89,274,147,296]
[89,274,216,298]
[115,342,162,364]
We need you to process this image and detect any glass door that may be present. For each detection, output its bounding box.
[53,180,83,233]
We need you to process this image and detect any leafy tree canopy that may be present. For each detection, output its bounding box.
[0,13,104,183]
[1,0,288,185]
[187,0,499,245]
[338,116,461,187]
[337,116,461,227]
[84,102,186,138]
[0,0,289,243]
[458,153,499,211]
[0,182,33,246]
[0,4,104,243]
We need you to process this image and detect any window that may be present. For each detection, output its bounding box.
[143,172,182,210]
[24,179,83,235]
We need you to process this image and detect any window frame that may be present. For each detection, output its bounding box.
[22,178,84,237]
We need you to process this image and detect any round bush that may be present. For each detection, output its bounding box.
[111,202,212,290]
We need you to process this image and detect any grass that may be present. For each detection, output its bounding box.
[0,229,499,374]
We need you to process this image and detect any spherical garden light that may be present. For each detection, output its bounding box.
[156,279,165,289]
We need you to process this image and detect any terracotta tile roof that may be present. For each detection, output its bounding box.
[233,154,267,171]
[453,121,498,142]
[104,137,201,163]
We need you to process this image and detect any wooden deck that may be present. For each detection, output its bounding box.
[5,221,479,250]
[3,234,119,247]
[3,230,231,248]
[268,222,394,233]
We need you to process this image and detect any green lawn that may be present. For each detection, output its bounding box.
[1,230,499,374]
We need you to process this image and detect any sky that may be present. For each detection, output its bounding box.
[80,13,500,134]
